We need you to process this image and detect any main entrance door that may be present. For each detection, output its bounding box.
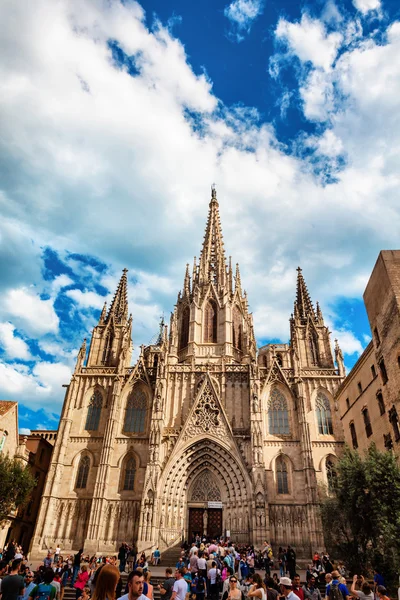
[188,508,204,541]
[207,508,222,538]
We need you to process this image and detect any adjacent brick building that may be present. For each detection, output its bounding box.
[336,251,400,453]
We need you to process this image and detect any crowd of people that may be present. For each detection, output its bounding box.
[0,538,392,600]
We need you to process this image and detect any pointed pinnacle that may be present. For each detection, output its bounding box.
[296,266,316,321]
[99,301,107,324]
[235,263,242,292]
[183,263,190,297]
[199,188,227,287]
[106,269,129,325]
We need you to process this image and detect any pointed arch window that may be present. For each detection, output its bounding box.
[232,305,242,351]
[102,331,113,365]
[76,455,90,489]
[268,388,290,435]
[123,388,147,434]
[308,333,319,365]
[204,300,217,343]
[276,456,289,494]
[179,305,190,350]
[316,391,333,434]
[326,457,337,491]
[123,457,136,491]
[85,390,102,431]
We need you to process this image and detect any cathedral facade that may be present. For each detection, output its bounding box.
[31,189,346,558]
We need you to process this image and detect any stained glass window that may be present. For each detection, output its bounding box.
[124,389,147,433]
[204,300,217,343]
[276,456,289,494]
[180,305,190,350]
[123,457,136,491]
[316,392,333,434]
[268,388,290,435]
[76,456,90,489]
[85,390,102,431]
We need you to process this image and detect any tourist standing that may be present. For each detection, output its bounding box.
[171,569,187,600]
[119,545,127,574]
[208,562,221,600]
[350,576,374,600]
[72,551,84,586]
[92,565,120,600]
[303,576,321,600]
[325,571,350,600]
[248,573,267,600]
[286,548,296,581]
[292,575,304,600]
[29,568,57,600]
[74,566,89,600]
[1,560,25,600]
[159,568,175,600]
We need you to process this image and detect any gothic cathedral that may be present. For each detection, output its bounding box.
[31,189,346,558]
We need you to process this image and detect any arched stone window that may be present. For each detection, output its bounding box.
[268,388,290,435]
[102,331,113,365]
[123,388,147,434]
[85,390,102,431]
[0,430,8,453]
[179,305,190,350]
[76,455,90,489]
[276,353,283,367]
[122,456,136,491]
[232,305,242,350]
[308,333,319,365]
[276,456,289,494]
[204,300,217,343]
[316,391,333,434]
[326,457,337,491]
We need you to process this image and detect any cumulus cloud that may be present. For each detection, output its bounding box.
[2,288,59,335]
[276,14,343,71]
[0,322,31,360]
[224,0,264,41]
[352,0,381,15]
[0,0,399,419]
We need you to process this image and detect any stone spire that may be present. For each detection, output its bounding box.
[183,263,191,298]
[106,268,129,324]
[294,267,316,322]
[197,185,227,288]
[235,263,242,294]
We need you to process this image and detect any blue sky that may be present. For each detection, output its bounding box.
[0,0,399,431]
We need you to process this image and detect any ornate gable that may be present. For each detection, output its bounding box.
[178,374,232,442]
[263,357,291,391]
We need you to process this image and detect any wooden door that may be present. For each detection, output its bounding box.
[189,508,203,541]
[207,509,222,538]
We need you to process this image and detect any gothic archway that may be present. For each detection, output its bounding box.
[157,438,252,547]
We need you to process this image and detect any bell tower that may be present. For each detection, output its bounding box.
[86,268,133,370]
[169,186,256,364]
[290,267,334,370]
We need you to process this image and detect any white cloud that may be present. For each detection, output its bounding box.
[65,289,105,309]
[0,322,31,360]
[276,14,343,71]
[224,0,264,41]
[19,428,31,435]
[352,0,381,15]
[52,274,74,293]
[2,288,59,335]
[331,328,363,356]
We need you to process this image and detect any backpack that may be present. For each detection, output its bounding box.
[36,584,53,600]
[197,577,205,592]
[329,582,343,600]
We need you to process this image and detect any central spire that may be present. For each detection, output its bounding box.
[197,185,227,289]
[106,268,129,324]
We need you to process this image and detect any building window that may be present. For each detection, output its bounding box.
[308,334,319,366]
[389,406,400,442]
[232,305,242,351]
[276,456,289,494]
[371,365,376,378]
[0,431,7,453]
[123,388,147,434]
[316,392,333,435]
[276,353,283,367]
[346,398,350,410]
[377,391,385,415]
[268,388,290,435]
[39,448,45,463]
[123,457,136,491]
[397,356,400,369]
[204,300,217,343]
[179,305,190,350]
[374,327,380,346]
[384,433,393,451]
[326,458,337,491]
[102,331,113,365]
[85,390,103,431]
[76,456,90,489]
[379,358,388,384]
[350,422,358,449]
[362,408,373,438]
[357,381,363,395]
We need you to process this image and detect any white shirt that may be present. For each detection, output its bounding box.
[55,548,61,555]
[208,569,220,585]
[189,546,197,556]
[197,558,207,570]
[118,594,148,600]
[173,578,188,600]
